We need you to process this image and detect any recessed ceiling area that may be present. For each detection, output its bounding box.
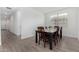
[32,7,67,13]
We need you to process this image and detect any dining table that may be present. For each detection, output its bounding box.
[35,29,57,50]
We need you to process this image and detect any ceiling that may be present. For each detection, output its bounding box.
[1,7,18,16]
[1,7,67,16]
[32,7,66,13]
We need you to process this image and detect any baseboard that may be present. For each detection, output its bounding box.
[0,42,1,45]
[22,36,34,40]
[21,35,34,40]
[63,36,78,40]
[0,39,1,46]
[21,35,78,40]
[9,31,20,37]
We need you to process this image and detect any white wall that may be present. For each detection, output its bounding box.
[20,8,45,39]
[0,8,1,45]
[77,8,79,39]
[45,8,78,38]
[0,15,1,45]
[8,10,21,36]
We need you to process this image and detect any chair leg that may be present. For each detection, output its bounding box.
[44,42,46,48]
[43,39,46,48]
[54,36,57,46]
[38,38,41,45]
[54,40,57,46]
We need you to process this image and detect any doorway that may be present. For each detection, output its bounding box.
[1,7,21,44]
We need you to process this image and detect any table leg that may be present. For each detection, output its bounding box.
[49,38,52,50]
[35,31,38,43]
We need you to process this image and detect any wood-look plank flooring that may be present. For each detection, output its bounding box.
[0,30,79,52]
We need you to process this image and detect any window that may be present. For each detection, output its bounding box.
[50,13,68,27]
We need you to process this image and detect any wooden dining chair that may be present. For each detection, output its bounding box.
[54,26,60,37]
[42,32,48,47]
[44,26,62,48]
[53,26,60,45]
[54,26,63,45]
[43,26,60,47]
[42,26,59,47]
[37,26,44,31]
[60,27,62,39]
[59,27,62,42]
[37,26,49,48]
[37,26,45,44]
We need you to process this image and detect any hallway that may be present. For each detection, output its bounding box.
[0,29,21,52]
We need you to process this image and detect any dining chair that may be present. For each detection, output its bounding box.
[53,26,60,45]
[37,26,45,45]
[43,26,59,47]
[37,26,49,48]
[54,26,60,37]
[59,27,62,41]
[54,26,63,45]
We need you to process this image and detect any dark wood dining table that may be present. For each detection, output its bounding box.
[35,29,57,50]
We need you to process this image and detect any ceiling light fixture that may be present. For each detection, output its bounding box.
[6,7,12,9]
